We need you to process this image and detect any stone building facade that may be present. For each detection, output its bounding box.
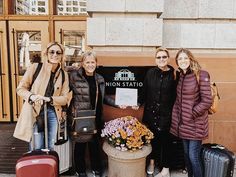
[87,0,236,152]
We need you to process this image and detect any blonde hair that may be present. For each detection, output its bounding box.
[43,42,66,68]
[175,48,201,74]
[81,50,97,62]
[155,47,170,58]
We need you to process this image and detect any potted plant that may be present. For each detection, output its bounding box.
[101,116,154,177]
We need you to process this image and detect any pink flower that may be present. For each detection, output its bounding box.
[101,116,154,151]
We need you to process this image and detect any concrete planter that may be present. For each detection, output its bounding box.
[103,141,152,177]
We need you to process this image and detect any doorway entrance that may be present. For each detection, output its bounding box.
[8,21,49,121]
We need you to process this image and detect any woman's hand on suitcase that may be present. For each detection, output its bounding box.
[30,94,43,103]
[30,95,51,105]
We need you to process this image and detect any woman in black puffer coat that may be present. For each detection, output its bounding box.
[138,47,177,177]
[69,51,116,177]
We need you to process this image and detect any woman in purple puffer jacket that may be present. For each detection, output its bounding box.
[170,48,212,177]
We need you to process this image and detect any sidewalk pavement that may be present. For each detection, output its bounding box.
[0,124,235,177]
[0,170,188,177]
[0,124,188,177]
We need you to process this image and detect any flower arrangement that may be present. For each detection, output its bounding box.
[101,116,154,151]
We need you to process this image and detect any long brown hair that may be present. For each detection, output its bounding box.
[175,48,201,74]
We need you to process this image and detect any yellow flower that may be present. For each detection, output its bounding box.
[119,129,127,139]
[102,116,154,151]
[133,130,140,137]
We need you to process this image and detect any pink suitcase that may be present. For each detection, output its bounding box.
[16,102,59,177]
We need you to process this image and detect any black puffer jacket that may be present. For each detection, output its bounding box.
[69,68,115,130]
[140,65,177,132]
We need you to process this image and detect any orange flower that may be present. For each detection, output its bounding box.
[119,129,127,139]
[101,116,154,151]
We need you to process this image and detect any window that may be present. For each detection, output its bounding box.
[66,1,72,6]
[38,1,45,6]
[80,8,86,13]
[73,1,78,6]
[16,31,42,75]
[62,31,85,66]
[79,1,86,7]
[15,0,48,15]
[57,0,87,15]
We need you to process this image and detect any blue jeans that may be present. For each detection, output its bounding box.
[183,139,203,177]
[30,108,58,150]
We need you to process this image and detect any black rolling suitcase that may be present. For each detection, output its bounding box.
[201,143,235,177]
[169,135,186,171]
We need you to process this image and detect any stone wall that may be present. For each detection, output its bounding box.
[87,0,236,152]
[162,0,236,152]
[87,0,164,51]
[162,0,236,50]
[162,0,236,19]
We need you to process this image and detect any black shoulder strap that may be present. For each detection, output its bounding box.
[175,70,180,82]
[60,69,65,85]
[60,69,67,112]
[29,63,65,90]
[29,63,43,90]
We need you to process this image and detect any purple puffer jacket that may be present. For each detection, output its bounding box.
[170,70,212,140]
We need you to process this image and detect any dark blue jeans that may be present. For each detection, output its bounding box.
[182,139,203,177]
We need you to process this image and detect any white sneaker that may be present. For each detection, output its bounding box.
[154,172,170,177]
[146,163,155,175]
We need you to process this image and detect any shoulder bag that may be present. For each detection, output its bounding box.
[70,83,98,143]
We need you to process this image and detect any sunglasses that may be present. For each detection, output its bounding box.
[48,50,63,55]
[156,56,168,60]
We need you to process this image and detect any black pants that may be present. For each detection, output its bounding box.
[74,134,102,173]
[149,130,171,168]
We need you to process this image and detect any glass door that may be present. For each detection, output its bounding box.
[0,21,11,122]
[55,21,86,67]
[9,21,49,121]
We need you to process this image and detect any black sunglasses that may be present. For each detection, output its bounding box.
[48,50,63,55]
[156,56,168,60]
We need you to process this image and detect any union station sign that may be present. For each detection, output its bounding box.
[97,66,152,95]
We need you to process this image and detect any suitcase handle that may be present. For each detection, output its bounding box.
[31,101,49,150]
[43,101,48,149]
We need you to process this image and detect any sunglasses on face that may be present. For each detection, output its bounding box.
[48,50,63,55]
[156,56,168,60]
